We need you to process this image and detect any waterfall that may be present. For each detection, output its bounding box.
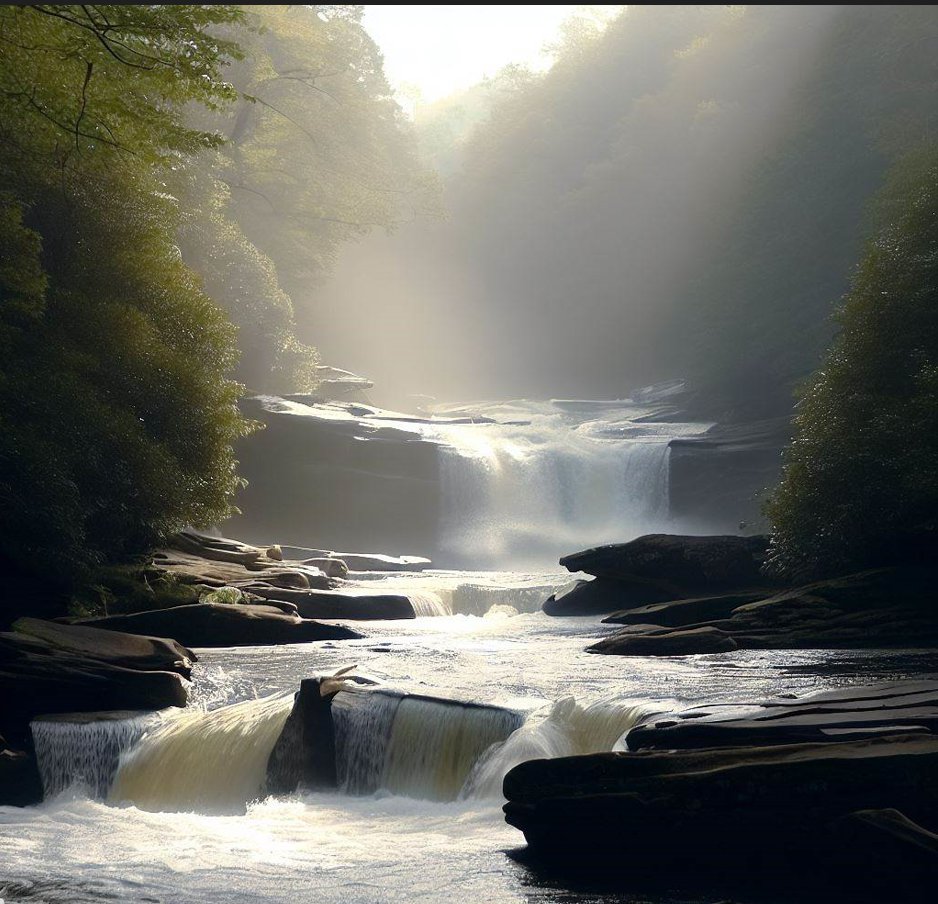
[461,697,663,799]
[428,400,707,568]
[332,690,523,801]
[109,694,294,813]
[30,712,159,799]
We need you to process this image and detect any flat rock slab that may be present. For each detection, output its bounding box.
[1,639,188,732]
[233,585,416,620]
[73,603,362,647]
[626,679,938,750]
[10,617,194,676]
[603,590,766,626]
[152,550,334,591]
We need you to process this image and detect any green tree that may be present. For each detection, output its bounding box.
[0,5,251,593]
[180,5,439,392]
[766,148,938,577]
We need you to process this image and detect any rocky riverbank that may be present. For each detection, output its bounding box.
[545,532,938,653]
[504,679,938,900]
[1,529,438,807]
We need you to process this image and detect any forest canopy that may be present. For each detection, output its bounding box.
[0,4,434,592]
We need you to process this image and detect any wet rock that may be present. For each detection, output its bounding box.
[0,622,190,735]
[503,730,938,898]
[10,618,194,676]
[590,566,938,655]
[588,625,738,656]
[288,591,416,620]
[73,603,361,647]
[626,680,938,750]
[603,591,765,626]
[0,742,42,807]
[234,584,416,619]
[543,577,674,616]
[267,678,337,794]
[559,533,772,590]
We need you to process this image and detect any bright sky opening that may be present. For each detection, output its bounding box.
[362,5,584,104]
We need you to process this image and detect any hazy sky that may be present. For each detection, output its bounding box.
[362,5,582,103]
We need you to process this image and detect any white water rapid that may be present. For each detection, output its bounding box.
[332,690,524,800]
[8,606,934,904]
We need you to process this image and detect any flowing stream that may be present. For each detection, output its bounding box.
[4,398,937,902]
[5,606,937,904]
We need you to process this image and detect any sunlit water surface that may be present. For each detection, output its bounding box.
[4,570,938,904]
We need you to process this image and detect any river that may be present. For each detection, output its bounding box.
[3,397,936,903]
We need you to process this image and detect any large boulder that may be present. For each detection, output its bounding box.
[73,602,362,647]
[560,533,772,590]
[504,732,938,898]
[545,534,778,617]
[589,624,738,656]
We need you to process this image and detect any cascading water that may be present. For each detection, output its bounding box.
[30,712,160,799]
[461,697,666,799]
[332,690,523,801]
[407,590,453,617]
[426,399,709,567]
[109,694,294,813]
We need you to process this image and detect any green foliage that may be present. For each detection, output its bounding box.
[175,166,320,392]
[178,5,439,392]
[765,149,938,577]
[69,565,200,619]
[0,5,251,589]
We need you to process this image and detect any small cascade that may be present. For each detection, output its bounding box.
[462,697,663,799]
[30,712,159,800]
[407,590,452,617]
[110,694,294,813]
[332,690,523,801]
[447,582,549,616]
[332,690,402,794]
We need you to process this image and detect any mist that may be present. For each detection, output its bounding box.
[300,5,935,412]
